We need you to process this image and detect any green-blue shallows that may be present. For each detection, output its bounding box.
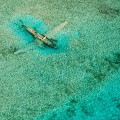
[9,15,70,54]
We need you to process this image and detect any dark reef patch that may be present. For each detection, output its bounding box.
[98,4,120,19]
[0,45,18,59]
[112,97,120,110]
[66,107,76,118]
[69,98,78,104]
[84,52,120,84]
[98,6,120,15]
[81,104,94,116]
[116,104,120,110]
[104,53,120,70]
[114,53,120,64]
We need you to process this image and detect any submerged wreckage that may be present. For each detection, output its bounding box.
[14,20,68,54]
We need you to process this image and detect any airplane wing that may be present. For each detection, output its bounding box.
[14,42,37,54]
[14,39,45,54]
[45,21,68,39]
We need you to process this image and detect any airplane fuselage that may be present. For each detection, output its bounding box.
[22,24,57,48]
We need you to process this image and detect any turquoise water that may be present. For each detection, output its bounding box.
[9,15,71,54]
[9,15,48,44]
[0,0,120,120]
[34,71,120,120]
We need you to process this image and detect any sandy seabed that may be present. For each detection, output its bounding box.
[0,0,120,120]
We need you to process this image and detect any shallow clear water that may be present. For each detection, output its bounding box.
[0,0,120,120]
[9,15,70,54]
